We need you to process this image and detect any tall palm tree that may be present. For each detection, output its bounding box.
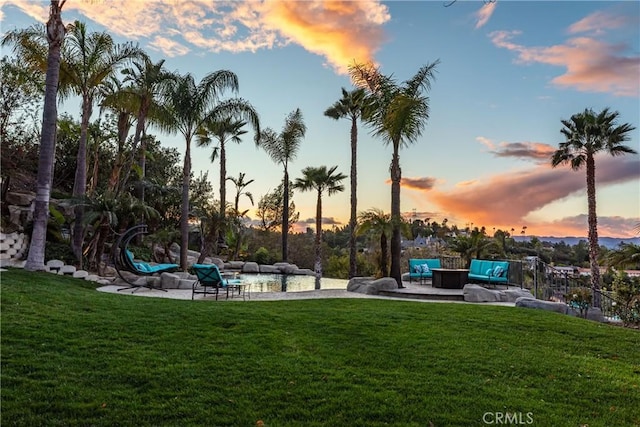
[197,117,253,220]
[258,108,306,262]
[98,75,134,193]
[156,71,260,269]
[350,61,439,286]
[60,21,142,265]
[324,87,367,279]
[294,165,346,287]
[2,0,67,271]
[551,107,637,307]
[357,208,392,277]
[116,56,177,198]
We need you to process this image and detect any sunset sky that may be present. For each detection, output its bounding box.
[2,1,639,238]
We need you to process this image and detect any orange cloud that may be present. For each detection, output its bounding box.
[490,25,640,97]
[475,1,497,29]
[533,215,640,238]
[1,0,389,74]
[426,156,639,233]
[261,1,389,73]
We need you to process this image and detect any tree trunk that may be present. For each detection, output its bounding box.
[117,108,146,196]
[71,93,93,268]
[220,141,227,219]
[380,232,389,277]
[282,167,289,262]
[349,117,358,278]
[107,112,131,193]
[25,0,66,271]
[586,154,601,308]
[315,189,323,289]
[390,149,403,287]
[180,140,191,270]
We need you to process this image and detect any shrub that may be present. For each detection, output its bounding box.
[44,242,76,265]
[565,287,592,318]
[610,272,640,328]
[253,247,274,265]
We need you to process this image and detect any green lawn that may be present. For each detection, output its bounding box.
[1,269,639,427]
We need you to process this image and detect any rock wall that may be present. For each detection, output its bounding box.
[0,232,28,266]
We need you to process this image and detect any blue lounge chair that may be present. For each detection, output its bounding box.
[113,225,179,292]
[192,263,243,300]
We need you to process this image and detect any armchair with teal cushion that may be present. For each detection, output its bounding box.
[408,258,442,283]
[192,263,243,300]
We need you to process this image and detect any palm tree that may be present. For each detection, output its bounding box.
[607,243,640,270]
[156,71,260,269]
[227,172,254,260]
[357,208,392,277]
[2,0,67,271]
[258,108,306,262]
[324,87,367,279]
[59,21,142,265]
[349,61,439,286]
[112,56,175,198]
[228,172,255,214]
[197,117,255,220]
[551,107,637,307]
[294,165,346,287]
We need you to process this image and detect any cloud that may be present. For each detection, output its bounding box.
[475,1,497,29]
[568,11,634,35]
[527,215,640,239]
[1,0,390,75]
[489,21,640,97]
[477,137,557,163]
[398,177,437,191]
[301,216,342,225]
[426,155,640,231]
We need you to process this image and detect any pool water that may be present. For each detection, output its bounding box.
[231,273,348,293]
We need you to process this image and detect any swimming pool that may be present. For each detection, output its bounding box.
[231,273,348,293]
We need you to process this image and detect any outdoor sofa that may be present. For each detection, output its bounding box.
[468,259,510,287]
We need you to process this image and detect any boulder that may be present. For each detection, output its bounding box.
[463,284,504,302]
[6,192,35,206]
[160,272,181,289]
[60,265,77,275]
[46,259,65,269]
[503,288,534,302]
[259,265,280,274]
[72,270,89,279]
[293,268,314,276]
[567,306,605,322]
[228,261,245,270]
[515,297,568,314]
[242,262,260,273]
[347,277,398,295]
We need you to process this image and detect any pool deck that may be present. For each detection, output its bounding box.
[97,280,514,306]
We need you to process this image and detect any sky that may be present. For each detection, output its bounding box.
[1,0,639,238]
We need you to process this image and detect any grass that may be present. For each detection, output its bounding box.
[1,269,639,427]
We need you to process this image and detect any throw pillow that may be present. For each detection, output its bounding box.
[493,266,504,277]
[486,268,493,276]
[420,264,430,274]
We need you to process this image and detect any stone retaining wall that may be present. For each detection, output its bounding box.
[0,232,28,263]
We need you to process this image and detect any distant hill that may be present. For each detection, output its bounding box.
[513,236,640,249]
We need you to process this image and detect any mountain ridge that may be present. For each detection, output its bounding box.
[513,236,640,249]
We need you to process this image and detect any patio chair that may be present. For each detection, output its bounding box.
[113,224,179,292]
[192,263,243,300]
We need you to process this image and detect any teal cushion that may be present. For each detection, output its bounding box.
[493,265,505,277]
[420,264,430,273]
